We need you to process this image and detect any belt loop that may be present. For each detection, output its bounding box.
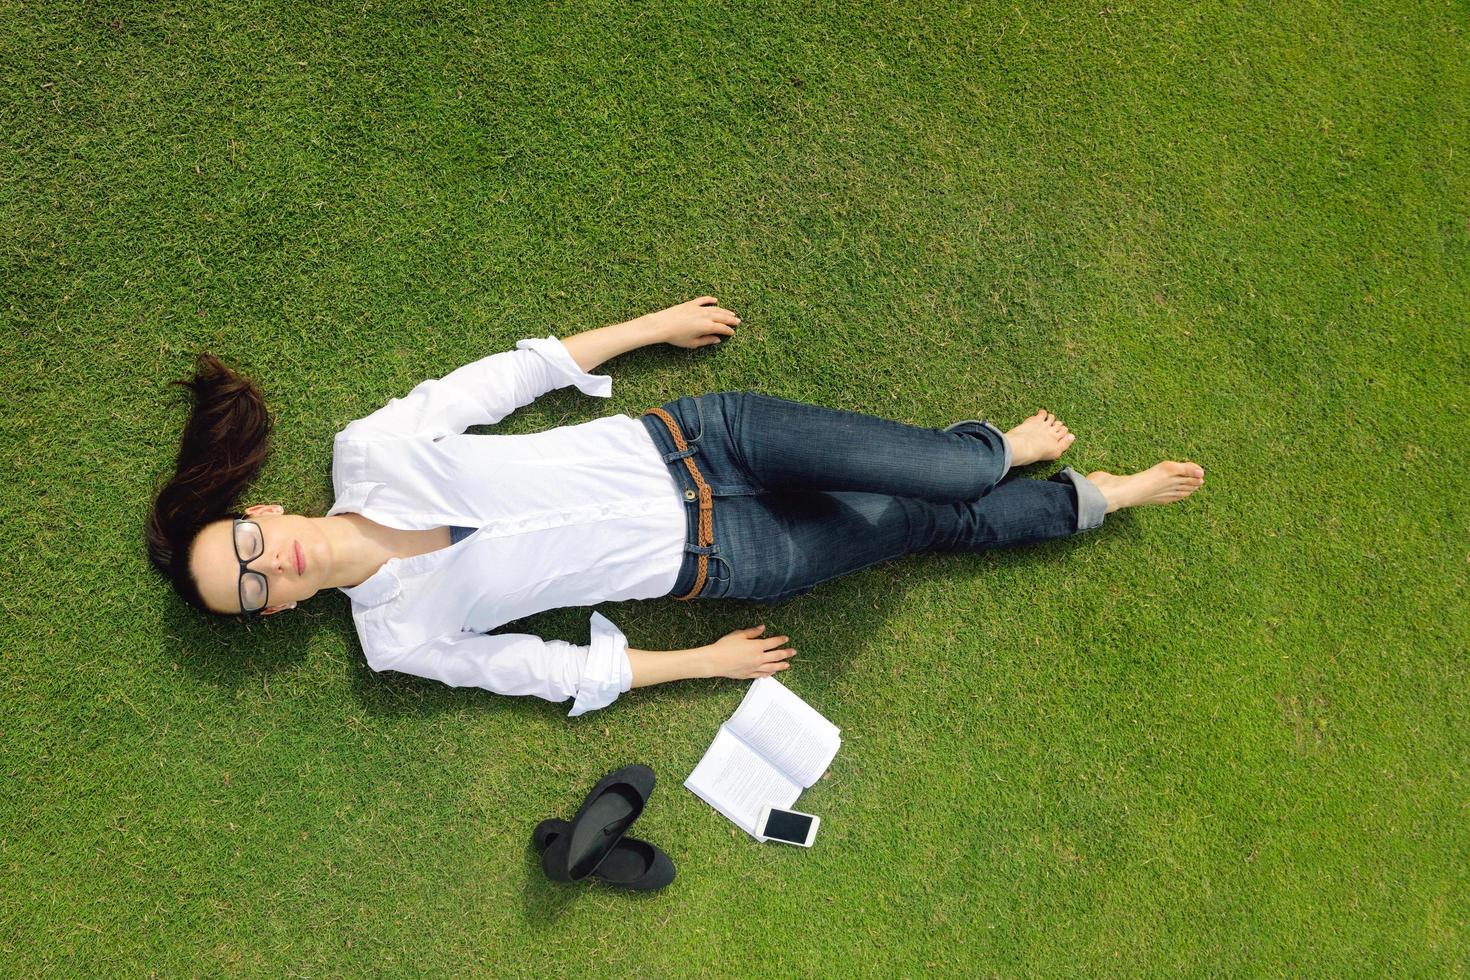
[643,407,715,600]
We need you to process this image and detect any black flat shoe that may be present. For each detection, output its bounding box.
[540,763,656,883]
[533,818,675,892]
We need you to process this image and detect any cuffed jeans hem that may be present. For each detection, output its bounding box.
[1058,466,1106,531]
[980,420,1013,480]
[944,419,1012,481]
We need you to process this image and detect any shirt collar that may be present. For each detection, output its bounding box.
[338,565,400,607]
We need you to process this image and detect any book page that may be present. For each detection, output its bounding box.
[684,728,802,838]
[726,677,842,787]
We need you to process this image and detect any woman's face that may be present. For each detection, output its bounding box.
[189,504,330,616]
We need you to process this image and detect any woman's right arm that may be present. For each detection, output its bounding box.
[628,625,796,687]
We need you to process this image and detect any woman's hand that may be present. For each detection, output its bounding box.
[643,296,742,349]
[702,625,795,680]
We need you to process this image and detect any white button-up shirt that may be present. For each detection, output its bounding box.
[328,337,687,715]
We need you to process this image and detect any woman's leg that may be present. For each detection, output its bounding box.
[680,392,1072,503]
[706,469,1108,604]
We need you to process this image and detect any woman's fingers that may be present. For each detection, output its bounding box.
[698,325,736,346]
[761,635,790,650]
[686,297,739,318]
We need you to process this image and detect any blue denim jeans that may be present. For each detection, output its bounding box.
[639,392,1107,605]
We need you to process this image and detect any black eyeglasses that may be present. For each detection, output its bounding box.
[232,518,270,615]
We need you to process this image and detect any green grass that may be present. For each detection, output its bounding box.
[3,0,1468,974]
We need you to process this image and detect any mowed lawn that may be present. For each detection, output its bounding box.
[2,0,1467,974]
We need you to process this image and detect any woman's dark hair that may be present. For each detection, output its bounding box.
[146,353,273,615]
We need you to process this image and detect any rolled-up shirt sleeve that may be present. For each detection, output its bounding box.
[338,336,611,442]
[569,613,634,716]
[364,612,633,716]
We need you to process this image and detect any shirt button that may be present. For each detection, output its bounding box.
[683,489,697,501]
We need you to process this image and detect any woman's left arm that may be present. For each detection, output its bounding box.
[627,625,795,687]
[561,296,741,373]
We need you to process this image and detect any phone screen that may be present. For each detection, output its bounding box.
[762,809,813,843]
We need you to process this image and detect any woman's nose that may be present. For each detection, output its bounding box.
[250,552,285,575]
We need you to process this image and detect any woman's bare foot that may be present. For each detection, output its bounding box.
[1005,410,1076,466]
[1086,462,1205,514]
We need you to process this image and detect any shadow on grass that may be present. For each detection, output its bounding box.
[518,845,582,920]
[748,519,1136,706]
[516,843,671,920]
[162,588,357,690]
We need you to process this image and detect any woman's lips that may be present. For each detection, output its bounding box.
[295,541,305,576]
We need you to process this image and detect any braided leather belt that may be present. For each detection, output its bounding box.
[642,407,713,600]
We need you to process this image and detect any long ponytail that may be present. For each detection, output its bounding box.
[146,353,273,614]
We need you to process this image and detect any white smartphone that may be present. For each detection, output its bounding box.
[756,805,819,847]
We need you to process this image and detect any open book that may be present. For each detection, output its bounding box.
[684,677,842,839]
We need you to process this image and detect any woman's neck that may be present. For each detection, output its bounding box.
[318,513,447,589]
